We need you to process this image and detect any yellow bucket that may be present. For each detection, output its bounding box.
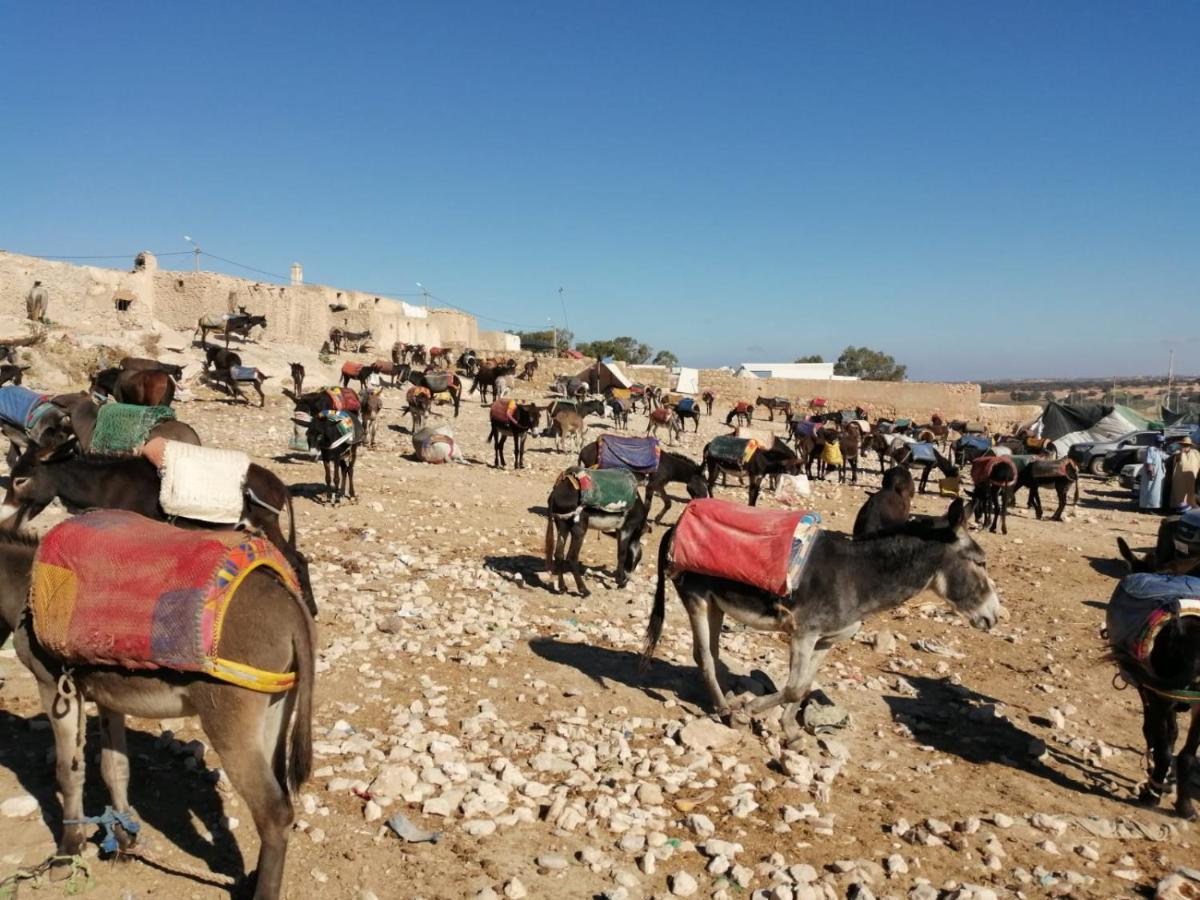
[939,476,960,497]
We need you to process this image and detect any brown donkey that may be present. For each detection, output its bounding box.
[0,532,315,900]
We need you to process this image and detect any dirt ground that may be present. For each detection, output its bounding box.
[0,363,1196,900]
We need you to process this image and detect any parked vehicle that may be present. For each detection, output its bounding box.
[1067,430,1160,477]
[1174,508,1200,557]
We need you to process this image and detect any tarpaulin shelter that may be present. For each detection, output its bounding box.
[673,367,700,395]
[1030,401,1154,455]
[578,357,633,393]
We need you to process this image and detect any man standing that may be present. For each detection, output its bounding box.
[1169,435,1200,511]
[1139,436,1167,512]
[26,280,48,323]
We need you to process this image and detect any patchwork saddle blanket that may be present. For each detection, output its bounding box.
[562,467,640,513]
[672,499,823,597]
[0,385,47,430]
[159,440,250,524]
[597,435,661,473]
[971,455,1018,486]
[1106,573,1200,681]
[91,403,176,454]
[320,410,362,448]
[423,371,454,393]
[31,509,300,692]
[1007,454,1036,476]
[910,442,938,464]
[708,435,758,466]
[417,433,458,464]
[231,366,259,382]
[1030,458,1075,479]
[341,361,364,377]
[325,386,360,413]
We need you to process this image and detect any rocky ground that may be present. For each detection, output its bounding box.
[0,355,1198,900]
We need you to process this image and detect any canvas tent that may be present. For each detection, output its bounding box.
[673,366,700,395]
[1030,401,1155,455]
[579,357,633,392]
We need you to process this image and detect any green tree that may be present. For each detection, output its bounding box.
[793,354,824,363]
[652,349,679,367]
[514,328,573,352]
[833,346,907,381]
[576,336,653,364]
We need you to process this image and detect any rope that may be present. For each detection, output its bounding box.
[63,806,140,854]
[0,855,93,897]
[118,846,238,888]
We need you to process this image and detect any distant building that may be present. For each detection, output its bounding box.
[733,362,857,381]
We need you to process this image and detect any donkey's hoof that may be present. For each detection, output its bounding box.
[1137,784,1164,807]
[1177,802,1197,821]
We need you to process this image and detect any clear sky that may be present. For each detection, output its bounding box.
[2,2,1197,380]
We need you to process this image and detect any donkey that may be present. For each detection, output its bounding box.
[701,389,716,416]
[408,369,462,417]
[1117,518,1200,576]
[196,313,268,347]
[204,345,242,372]
[215,367,270,407]
[608,397,630,429]
[0,448,316,617]
[550,408,587,454]
[1013,458,1079,521]
[647,407,682,445]
[853,466,916,538]
[673,400,702,433]
[91,368,175,407]
[359,388,383,449]
[544,472,648,597]
[307,413,362,504]
[0,364,29,387]
[970,455,1019,534]
[755,396,791,422]
[341,362,379,390]
[0,531,315,900]
[1106,575,1200,819]
[489,402,541,469]
[289,362,305,397]
[725,402,753,428]
[894,441,960,494]
[457,349,480,377]
[518,359,538,381]
[577,442,710,524]
[704,437,803,506]
[642,499,1001,741]
[405,386,432,433]
[55,393,201,451]
[119,357,186,381]
[471,362,517,404]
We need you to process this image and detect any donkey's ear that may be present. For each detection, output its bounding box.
[946,497,966,529]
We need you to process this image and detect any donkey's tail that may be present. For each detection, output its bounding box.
[1073,467,1080,506]
[641,525,675,669]
[285,490,297,550]
[286,605,316,793]
[543,515,556,575]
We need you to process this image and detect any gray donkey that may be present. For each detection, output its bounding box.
[643,498,1002,743]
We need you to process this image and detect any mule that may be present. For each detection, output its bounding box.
[701,390,716,415]
[543,472,648,596]
[704,437,803,506]
[289,362,305,397]
[340,363,379,390]
[204,345,242,372]
[0,531,314,900]
[725,402,753,428]
[488,402,541,469]
[471,362,517,404]
[642,499,1001,741]
[307,413,361,504]
[214,367,269,407]
[119,357,185,381]
[647,407,682,445]
[91,368,175,407]
[1013,458,1079,521]
[674,400,702,433]
[608,397,630,429]
[970,455,1018,534]
[755,396,791,422]
[0,448,316,617]
[643,451,710,523]
[371,360,406,388]
[197,313,268,347]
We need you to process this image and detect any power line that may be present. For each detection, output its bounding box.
[199,251,291,282]
[16,250,194,260]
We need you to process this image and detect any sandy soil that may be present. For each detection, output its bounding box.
[0,362,1195,900]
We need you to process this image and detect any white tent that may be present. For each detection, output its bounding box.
[673,366,699,395]
[579,358,633,392]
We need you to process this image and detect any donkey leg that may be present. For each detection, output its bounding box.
[684,599,729,715]
[1051,483,1067,521]
[1175,706,1200,820]
[748,474,762,507]
[552,523,570,594]
[38,681,88,857]
[1139,691,1176,805]
[97,708,137,850]
[742,631,821,719]
[567,523,589,597]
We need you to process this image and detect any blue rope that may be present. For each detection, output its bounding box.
[64,806,141,854]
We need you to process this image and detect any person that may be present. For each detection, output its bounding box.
[1139,436,1167,512]
[1169,436,1200,511]
[26,280,48,323]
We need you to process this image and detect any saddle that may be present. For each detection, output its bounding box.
[90,403,175,454]
[970,455,1018,486]
[910,442,938,464]
[423,371,453,393]
[734,401,752,413]
[561,467,639,513]
[708,435,758,466]
[490,399,519,426]
[0,385,47,431]
[158,440,250,524]
[198,314,225,329]
[597,435,660,473]
[958,435,992,452]
[30,509,300,692]
[650,407,674,425]
[325,387,360,413]
[231,366,259,382]
[671,498,822,597]
[1106,573,1200,698]
[676,398,696,413]
[407,386,432,404]
[1030,458,1075,479]
[341,361,364,377]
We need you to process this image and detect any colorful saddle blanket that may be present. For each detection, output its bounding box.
[423,371,454,393]
[341,361,364,377]
[672,499,822,597]
[597,435,661,473]
[910,442,938,464]
[159,440,250,524]
[231,366,259,382]
[1030,458,1075,479]
[491,399,519,426]
[320,410,362,448]
[734,401,752,413]
[793,420,819,438]
[570,468,639,513]
[676,398,697,414]
[90,403,176,453]
[407,386,432,404]
[325,386,360,413]
[31,509,300,692]
[1107,574,1200,685]
[610,387,632,402]
[0,385,47,430]
[708,435,758,466]
[971,456,1018,486]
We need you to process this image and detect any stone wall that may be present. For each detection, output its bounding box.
[0,250,515,352]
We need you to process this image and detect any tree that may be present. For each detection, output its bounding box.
[575,336,653,364]
[652,350,679,367]
[514,328,573,352]
[833,346,907,381]
[793,354,824,363]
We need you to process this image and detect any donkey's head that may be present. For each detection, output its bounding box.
[927,498,1002,631]
[0,446,60,529]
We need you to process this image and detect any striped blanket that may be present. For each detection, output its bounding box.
[90,403,175,453]
[325,387,360,412]
[0,385,46,430]
[31,510,300,691]
[159,440,250,524]
[1107,574,1200,691]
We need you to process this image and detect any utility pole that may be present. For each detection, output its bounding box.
[184,235,200,272]
[417,282,430,310]
[1167,349,1176,412]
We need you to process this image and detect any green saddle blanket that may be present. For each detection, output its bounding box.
[91,403,176,453]
[576,468,639,512]
[708,435,758,465]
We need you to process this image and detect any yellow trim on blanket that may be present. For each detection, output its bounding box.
[209,556,301,661]
[207,657,297,693]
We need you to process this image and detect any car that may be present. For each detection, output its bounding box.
[1069,432,1157,476]
[1174,508,1200,557]
[1119,462,1142,492]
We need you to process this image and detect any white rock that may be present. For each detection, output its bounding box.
[702,839,743,859]
[669,871,699,896]
[0,795,38,818]
[686,813,716,837]
[885,853,908,875]
[636,782,664,806]
[537,853,569,870]
[679,718,739,751]
[504,877,528,899]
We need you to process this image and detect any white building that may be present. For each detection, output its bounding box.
[733,362,857,381]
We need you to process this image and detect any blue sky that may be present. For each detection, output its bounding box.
[3,2,1197,380]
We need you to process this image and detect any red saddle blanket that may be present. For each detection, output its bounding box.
[30,510,301,692]
[490,399,518,425]
[671,499,822,597]
[325,387,360,412]
[1030,458,1075,479]
[341,361,364,377]
[971,456,1018,485]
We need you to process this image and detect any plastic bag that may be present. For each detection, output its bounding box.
[774,473,811,506]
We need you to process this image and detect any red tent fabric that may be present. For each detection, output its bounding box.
[671,498,820,597]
